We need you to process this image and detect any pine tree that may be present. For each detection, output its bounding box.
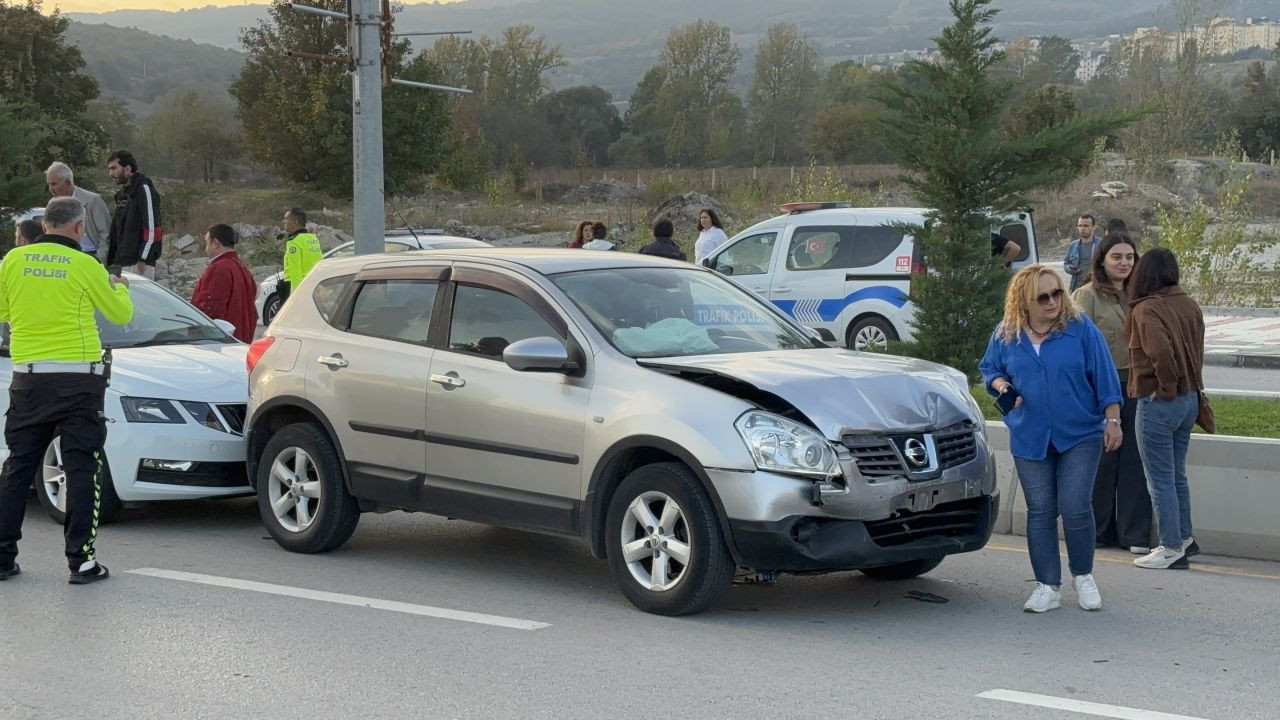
[873,0,1138,378]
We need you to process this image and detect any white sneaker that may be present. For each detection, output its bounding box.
[1074,574,1102,610]
[1134,545,1186,569]
[1128,546,1150,555]
[1023,583,1061,613]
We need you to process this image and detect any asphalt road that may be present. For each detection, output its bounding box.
[2,496,1277,720]
[1203,365,1280,394]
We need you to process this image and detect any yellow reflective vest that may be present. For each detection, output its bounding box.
[283,231,323,288]
[0,237,133,365]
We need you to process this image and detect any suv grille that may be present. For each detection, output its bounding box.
[841,422,978,479]
[217,404,247,435]
[864,497,986,547]
[935,422,977,469]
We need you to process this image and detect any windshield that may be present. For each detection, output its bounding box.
[552,268,818,358]
[98,281,235,349]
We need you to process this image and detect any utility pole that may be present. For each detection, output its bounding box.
[351,0,385,256]
[285,1,472,255]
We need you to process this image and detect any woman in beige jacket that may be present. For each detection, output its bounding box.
[1072,234,1152,554]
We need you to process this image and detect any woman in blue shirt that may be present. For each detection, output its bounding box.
[981,264,1123,613]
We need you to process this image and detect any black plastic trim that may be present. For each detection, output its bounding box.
[845,273,911,282]
[349,421,580,465]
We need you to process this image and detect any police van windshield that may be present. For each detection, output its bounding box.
[97,280,235,348]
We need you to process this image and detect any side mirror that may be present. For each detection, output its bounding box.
[213,319,237,336]
[503,336,578,373]
[701,257,714,268]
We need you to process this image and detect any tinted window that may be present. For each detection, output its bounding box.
[348,279,437,344]
[447,285,561,359]
[713,232,777,276]
[786,225,905,271]
[999,223,1031,262]
[314,274,353,326]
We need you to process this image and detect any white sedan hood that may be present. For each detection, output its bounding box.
[109,343,248,403]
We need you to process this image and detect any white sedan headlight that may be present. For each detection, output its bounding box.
[734,411,840,478]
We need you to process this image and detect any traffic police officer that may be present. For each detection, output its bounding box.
[278,206,322,303]
[0,197,134,584]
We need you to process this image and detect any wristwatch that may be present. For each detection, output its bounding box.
[1105,418,1121,425]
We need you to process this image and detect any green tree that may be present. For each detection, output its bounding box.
[541,85,621,167]
[805,61,892,163]
[0,99,47,218]
[86,97,138,150]
[0,2,106,169]
[1030,36,1081,86]
[1003,84,1079,139]
[873,0,1136,377]
[1231,61,1280,160]
[231,0,451,196]
[611,65,669,166]
[747,23,820,164]
[143,90,242,182]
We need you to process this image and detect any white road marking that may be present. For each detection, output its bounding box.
[127,568,550,631]
[977,690,1211,720]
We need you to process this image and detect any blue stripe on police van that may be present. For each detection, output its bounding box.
[771,285,909,323]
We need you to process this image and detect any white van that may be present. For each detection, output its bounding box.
[703,204,1039,349]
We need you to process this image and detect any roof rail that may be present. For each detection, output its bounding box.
[778,201,853,214]
[388,226,445,235]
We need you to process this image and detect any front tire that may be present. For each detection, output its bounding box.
[605,462,735,616]
[263,293,282,325]
[256,422,360,553]
[859,556,944,580]
[847,316,897,351]
[36,436,123,524]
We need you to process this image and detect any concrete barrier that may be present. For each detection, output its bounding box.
[984,421,1280,562]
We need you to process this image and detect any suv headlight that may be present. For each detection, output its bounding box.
[734,411,839,478]
[121,397,184,424]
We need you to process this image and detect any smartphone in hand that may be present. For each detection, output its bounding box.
[994,386,1021,416]
[107,265,123,277]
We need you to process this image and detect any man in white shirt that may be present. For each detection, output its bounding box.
[45,162,111,261]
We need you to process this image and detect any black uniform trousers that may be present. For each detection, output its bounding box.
[0,371,109,570]
[1093,374,1154,548]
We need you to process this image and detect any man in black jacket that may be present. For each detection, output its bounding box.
[639,218,686,261]
[106,149,163,279]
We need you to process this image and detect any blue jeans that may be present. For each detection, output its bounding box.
[1136,391,1197,549]
[1013,437,1104,586]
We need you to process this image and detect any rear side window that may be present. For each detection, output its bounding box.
[786,225,905,271]
[347,279,438,344]
[313,274,353,326]
[999,223,1031,262]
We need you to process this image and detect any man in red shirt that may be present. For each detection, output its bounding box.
[191,223,258,343]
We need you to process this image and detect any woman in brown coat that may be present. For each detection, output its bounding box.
[1073,235,1152,554]
[1126,248,1206,570]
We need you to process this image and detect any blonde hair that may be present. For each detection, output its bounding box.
[997,263,1081,343]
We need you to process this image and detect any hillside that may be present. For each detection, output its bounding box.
[67,20,246,116]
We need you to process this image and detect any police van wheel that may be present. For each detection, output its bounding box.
[263,294,282,325]
[256,422,360,554]
[847,316,897,351]
[36,436,124,525]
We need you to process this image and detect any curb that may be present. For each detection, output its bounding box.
[1205,351,1280,369]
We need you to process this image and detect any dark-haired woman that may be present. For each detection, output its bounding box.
[569,221,592,249]
[1126,248,1206,570]
[693,208,729,264]
[1073,235,1152,554]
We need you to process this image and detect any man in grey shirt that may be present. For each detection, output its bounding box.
[45,161,111,261]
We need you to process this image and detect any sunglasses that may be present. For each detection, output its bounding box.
[1035,288,1064,306]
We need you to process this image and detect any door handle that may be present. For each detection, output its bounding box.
[430,373,466,389]
[317,355,348,369]
[773,287,792,294]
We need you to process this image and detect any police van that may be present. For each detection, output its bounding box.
[702,203,1039,349]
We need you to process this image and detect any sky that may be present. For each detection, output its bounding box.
[49,0,460,12]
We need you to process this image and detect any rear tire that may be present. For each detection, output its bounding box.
[263,293,282,325]
[846,316,897,351]
[605,462,735,616]
[36,437,123,524]
[859,556,944,580]
[256,422,360,553]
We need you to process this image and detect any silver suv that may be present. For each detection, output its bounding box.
[245,249,997,615]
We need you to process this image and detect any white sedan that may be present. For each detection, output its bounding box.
[257,231,490,324]
[1,277,251,523]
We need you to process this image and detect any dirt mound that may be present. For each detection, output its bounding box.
[651,192,734,232]
[562,180,644,206]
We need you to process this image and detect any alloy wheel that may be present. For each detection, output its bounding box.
[267,446,323,533]
[620,491,692,592]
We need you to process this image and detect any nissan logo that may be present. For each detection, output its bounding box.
[903,438,929,467]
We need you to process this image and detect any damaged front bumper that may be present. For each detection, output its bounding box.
[706,441,998,572]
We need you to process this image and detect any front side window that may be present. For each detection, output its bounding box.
[553,268,816,358]
[713,232,778,276]
[348,279,437,344]
[447,285,562,359]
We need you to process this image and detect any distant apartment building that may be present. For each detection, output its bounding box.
[1077,51,1108,82]
[1129,16,1280,60]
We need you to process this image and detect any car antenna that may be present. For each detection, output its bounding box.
[385,193,421,244]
